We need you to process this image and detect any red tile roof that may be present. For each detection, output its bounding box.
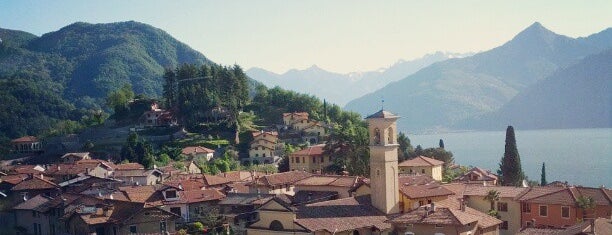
[399,174,436,185]
[572,187,612,206]
[400,183,454,199]
[114,163,145,170]
[181,146,215,155]
[13,194,51,211]
[295,195,392,233]
[1,174,29,185]
[163,178,205,191]
[463,185,529,198]
[12,176,59,191]
[398,156,444,167]
[252,171,312,187]
[294,175,360,188]
[203,174,232,187]
[519,187,575,206]
[290,144,325,157]
[181,189,225,203]
[283,112,309,117]
[251,131,278,138]
[11,136,38,143]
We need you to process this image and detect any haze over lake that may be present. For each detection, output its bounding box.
[408,128,612,187]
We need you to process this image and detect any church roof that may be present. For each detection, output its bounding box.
[365,109,399,119]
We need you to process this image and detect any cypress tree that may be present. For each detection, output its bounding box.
[439,139,445,149]
[541,162,547,186]
[499,126,525,186]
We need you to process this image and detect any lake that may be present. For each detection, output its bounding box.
[407,128,612,187]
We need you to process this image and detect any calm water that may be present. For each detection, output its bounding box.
[407,128,612,187]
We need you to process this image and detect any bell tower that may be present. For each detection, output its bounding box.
[366,109,400,214]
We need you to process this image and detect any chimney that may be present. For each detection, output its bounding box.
[430,202,435,212]
[57,165,61,171]
[86,168,90,174]
[40,173,44,180]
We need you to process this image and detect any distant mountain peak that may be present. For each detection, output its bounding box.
[511,22,561,44]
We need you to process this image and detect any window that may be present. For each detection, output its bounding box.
[409,169,413,173]
[291,158,294,163]
[435,224,444,228]
[33,223,38,235]
[129,225,137,234]
[387,127,394,144]
[270,220,284,231]
[255,153,259,157]
[313,158,316,163]
[497,202,508,212]
[166,190,177,198]
[302,157,305,163]
[522,202,531,213]
[562,206,570,218]
[160,221,167,233]
[539,205,548,217]
[499,221,508,230]
[422,169,425,174]
[320,156,324,163]
[32,210,37,217]
[296,157,300,163]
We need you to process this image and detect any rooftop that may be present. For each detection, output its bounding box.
[365,109,399,119]
[398,156,444,167]
[290,144,326,156]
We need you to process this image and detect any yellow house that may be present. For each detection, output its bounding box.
[399,183,454,212]
[247,131,280,165]
[463,185,529,235]
[398,156,444,181]
[289,144,331,173]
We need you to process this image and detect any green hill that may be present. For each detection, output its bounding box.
[0,21,226,140]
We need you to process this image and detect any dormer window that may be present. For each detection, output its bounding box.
[166,190,177,199]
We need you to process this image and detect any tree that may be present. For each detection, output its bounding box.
[484,189,500,217]
[397,132,413,161]
[499,126,525,186]
[106,84,134,115]
[540,162,547,186]
[439,139,445,149]
[576,196,595,219]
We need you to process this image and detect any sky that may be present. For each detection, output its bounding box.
[1,0,611,74]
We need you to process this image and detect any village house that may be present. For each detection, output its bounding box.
[398,156,444,181]
[455,167,499,185]
[112,168,164,186]
[463,185,529,235]
[518,186,612,229]
[45,160,114,182]
[64,199,179,235]
[10,136,42,154]
[58,175,123,196]
[218,193,279,234]
[59,152,91,163]
[139,101,175,127]
[399,182,455,212]
[248,171,312,195]
[12,194,52,235]
[282,112,310,128]
[289,144,331,173]
[245,131,282,165]
[282,112,328,144]
[181,146,215,161]
[293,175,361,199]
[388,199,502,235]
[10,175,60,205]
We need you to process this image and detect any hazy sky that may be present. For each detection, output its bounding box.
[1,0,610,73]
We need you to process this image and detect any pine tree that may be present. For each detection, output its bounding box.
[541,162,547,186]
[439,139,445,149]
[499,126,525,186]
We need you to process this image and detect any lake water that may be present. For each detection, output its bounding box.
[407,128,612,187]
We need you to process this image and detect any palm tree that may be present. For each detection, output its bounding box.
[484,190,501,211]
[576,196,595,219]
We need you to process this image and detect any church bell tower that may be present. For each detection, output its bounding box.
[366,109,400,214]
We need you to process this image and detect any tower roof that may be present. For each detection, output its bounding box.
[365,109,399,119]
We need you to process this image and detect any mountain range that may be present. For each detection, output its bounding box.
[246,51,472,106]
[344,22,612,132]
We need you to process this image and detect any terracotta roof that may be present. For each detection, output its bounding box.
[113,169,161,177]
[217,171,262,182]
[181,146,215,155]
[456,167,498,181]
[203,174,231,187]
[252,171,312,187]
[519,187,575,206]
[1,174,29,185]
[295,195,392,233]
[572,187,612,206]
[389,206,475,225]
[365,109,399,119]
[114,163,145,170]
[218,193,276,206]
[181,189,225,203]
[163,178,205,191]
[398,156,444,167]
[290,144,325,157]
[75,159,116,169]
[45,163,102,176]
[13,194,51,211]
[294,175,360,188]
[8,165,44,174]
[224,182,250,193]
[251,131,278,138]
[400,183,454,199]
[463,185,529,198]
[116,185,161,204]
[11,136,38,143]
[12,176,59,191]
